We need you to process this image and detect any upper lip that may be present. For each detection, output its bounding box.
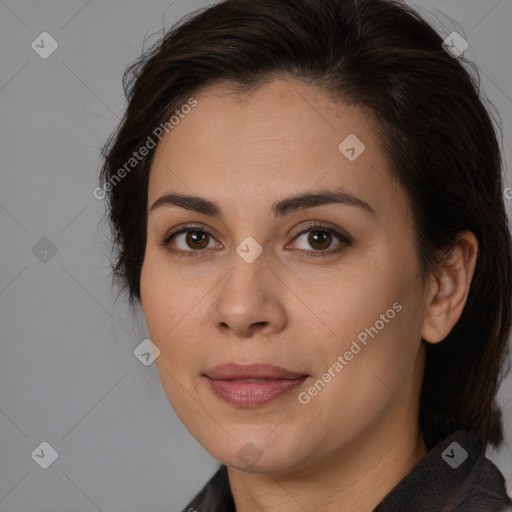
[204,363,307,380]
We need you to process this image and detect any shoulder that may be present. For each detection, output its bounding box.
[455,454,512,511]
[375,429,512,511]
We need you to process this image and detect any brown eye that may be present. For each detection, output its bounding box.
[162,227,220,255]
[291,225,350,254]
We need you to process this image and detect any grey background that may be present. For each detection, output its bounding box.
[0,0,511,510]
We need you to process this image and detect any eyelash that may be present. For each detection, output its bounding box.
[159,222,353,259]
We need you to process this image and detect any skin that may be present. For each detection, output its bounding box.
[139,78,478,512]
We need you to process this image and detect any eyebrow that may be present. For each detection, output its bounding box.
[149,187,376,219]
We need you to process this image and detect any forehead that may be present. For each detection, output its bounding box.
[147,78,409,223]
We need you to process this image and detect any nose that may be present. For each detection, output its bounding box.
[212,250,287,339]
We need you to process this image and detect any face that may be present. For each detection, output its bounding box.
[140,78,430,473]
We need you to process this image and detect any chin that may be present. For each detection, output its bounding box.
[205,431,309,474]
[222,451,298,474]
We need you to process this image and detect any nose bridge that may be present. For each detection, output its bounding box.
[223,239,268,306]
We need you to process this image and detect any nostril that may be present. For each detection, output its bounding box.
[250,321,269,329]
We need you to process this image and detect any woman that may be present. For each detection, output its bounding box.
[99,0,512,510]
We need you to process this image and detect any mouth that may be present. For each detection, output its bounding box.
[203,363,309,408]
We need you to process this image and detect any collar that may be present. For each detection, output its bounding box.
[374,429,512,511]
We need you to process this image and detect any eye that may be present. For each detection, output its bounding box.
[160,225,221,257]
[287,222,352,256]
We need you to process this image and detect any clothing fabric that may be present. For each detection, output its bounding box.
[374,429,512,511]
[182,429,512,511]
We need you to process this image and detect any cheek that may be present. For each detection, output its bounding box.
[140,259,167,339]
[302,300,423,443]
[140,251,192,341]
[304,251,424,399]
[140,253,206,380]
[310,263,405,346]
[140,261,200,416]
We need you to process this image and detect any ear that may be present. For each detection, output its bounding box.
[421,230,478,344]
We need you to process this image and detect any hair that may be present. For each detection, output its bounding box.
[99,0,512,509]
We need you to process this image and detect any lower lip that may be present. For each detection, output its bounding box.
[206,377,308,407]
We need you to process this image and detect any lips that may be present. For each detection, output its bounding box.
[204,362,307,380]
[204,363,308,407]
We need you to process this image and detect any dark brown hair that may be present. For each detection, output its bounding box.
[99,0,511,508]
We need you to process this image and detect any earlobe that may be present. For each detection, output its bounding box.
[421,231,478,344]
